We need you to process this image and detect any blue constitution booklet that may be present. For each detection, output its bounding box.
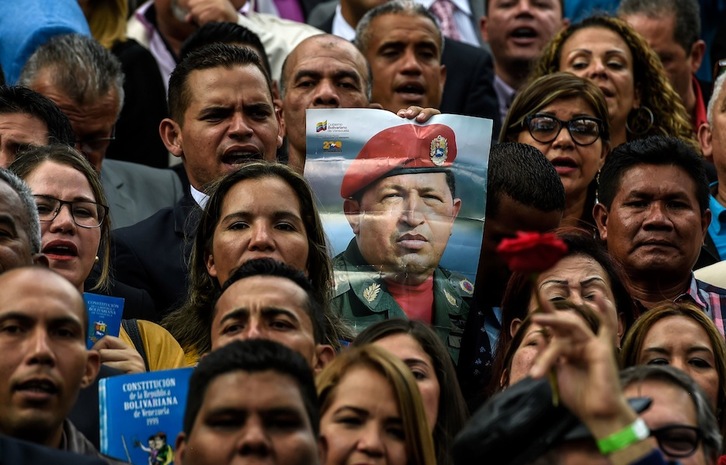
[99,367,194,464]
[84,293,124,349]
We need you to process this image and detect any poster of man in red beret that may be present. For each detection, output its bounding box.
[305,108,491,361]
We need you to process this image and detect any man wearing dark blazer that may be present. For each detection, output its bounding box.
[307,0,499,136]
[101,159,183,228]
[0,434,108,465]
[112,44,283,320]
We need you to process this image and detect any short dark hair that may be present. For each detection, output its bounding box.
[486,142,565,218]
[598,135,709,212]
[168,44,272,122]
[618,0,701,53]
[0,86,75,146]
[183,339,319,436]
[217,258,326,344]
[355,0,443,58]
[179,22,272,78]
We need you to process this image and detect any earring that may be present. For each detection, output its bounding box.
[94,256,99,263]
[625,106,654,136]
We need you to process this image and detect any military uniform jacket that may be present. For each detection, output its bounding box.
[332,240,473,363]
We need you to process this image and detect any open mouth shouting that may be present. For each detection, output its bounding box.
[221,146,264,167]
[42,240,78,262]
[510,26,538,45]
[394,81,426,104]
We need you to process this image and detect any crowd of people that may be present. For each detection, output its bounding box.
[0,0,725,464]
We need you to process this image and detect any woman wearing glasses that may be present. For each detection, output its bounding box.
[620,301,726,458]
[9,144,185,373]
[501,72,609,228]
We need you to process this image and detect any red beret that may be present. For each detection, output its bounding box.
[340,123,457,198]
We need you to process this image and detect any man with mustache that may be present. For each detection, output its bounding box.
[593,135,726,337]
[332,122,470,361]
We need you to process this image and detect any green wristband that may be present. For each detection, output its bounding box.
[596,418,650,455]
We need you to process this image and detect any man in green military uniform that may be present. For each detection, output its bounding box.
[332,122,473,362]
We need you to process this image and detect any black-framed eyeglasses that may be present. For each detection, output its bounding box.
[74,126,116,156]
[33,195,108,229]
[650,424,702,458]
[524,114,603,146]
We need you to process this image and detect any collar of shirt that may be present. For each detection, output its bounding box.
[415,0,472,16]
[632,275,705,316]
[679,275,726,337]
[135,0,154,31]
[494,74,516,122]
[190,185,209,209]
[332,5,357,42]
[681,274,704,304]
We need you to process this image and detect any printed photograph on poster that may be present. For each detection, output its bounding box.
[304,108,491,342]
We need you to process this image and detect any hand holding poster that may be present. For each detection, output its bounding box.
[305,108,491,361]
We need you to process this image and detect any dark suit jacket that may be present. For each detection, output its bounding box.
[107,39,169,170]
[307,4,500,138]
[84,268,158,321]
[110,195,201,321]
[68,365,124,451]
[0,435,107,465]
[101,159,183,230]
[439,38,501,137]
[697,232,721,270]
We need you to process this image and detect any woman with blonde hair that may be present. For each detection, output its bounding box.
[620,301,726,453]
[317,344,436,465]
[353,319,469,465]
[10,144,186,372]
[77,0,127,49]
[530,15,696,150]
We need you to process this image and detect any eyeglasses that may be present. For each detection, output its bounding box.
[75,126,116,157]
[650,425,703,458]
[33,195,108,229]
[524,114,603,146]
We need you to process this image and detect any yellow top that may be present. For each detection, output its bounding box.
[120,320,190,371]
